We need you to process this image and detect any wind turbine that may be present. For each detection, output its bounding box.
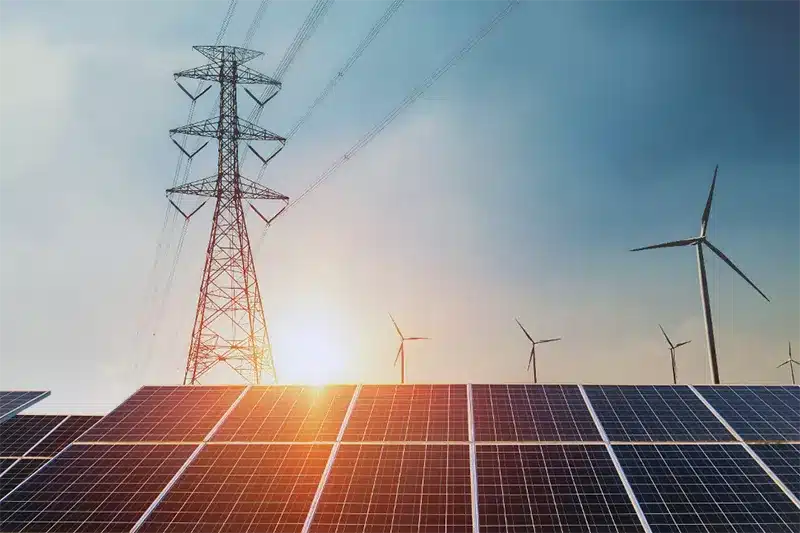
[631,165,769,384]
[777,341,799,385]
[658,324,691,385]
[515,319,561,384]
[389,313,429,384]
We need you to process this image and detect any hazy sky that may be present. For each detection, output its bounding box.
[1,0,797,414]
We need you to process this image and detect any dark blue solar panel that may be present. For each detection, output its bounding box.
[0,415,66,457]
[476,444,644,532]
[615,444,800,533]
[695,385,800,441]
[584,385,733,442]
[311,444,472,533]
[471,385,601,442]
[0,391,49,424]
[0,444,195,533]
[751,443,800,498]
[26,415,102,457]
[0,459,47,499]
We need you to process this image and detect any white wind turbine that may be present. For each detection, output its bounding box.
[389,313,429,384]
[777,342,799,385]
[515,319,561,384]
[658,324,691,385]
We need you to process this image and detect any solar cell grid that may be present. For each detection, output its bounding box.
[695,385,800,441]
[27,415,102,457]
[80,386,245,442]
[0,443,195,533]
[584,385,734,442]
[213,385,355,442]
[0,415,66,457]
[471,385,601,442]
[614,443,800,533]
[0,458,17,474]
[751,443,800,498]
[0,458,47,499]
[476,444,644,532]
[310,444,472,533]
[0,391,49,423]
[139,443,331,533]
[342,385,468,442]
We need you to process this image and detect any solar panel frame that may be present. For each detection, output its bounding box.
[0,415,67,457]
[614,443,800,533]
[0,391,50,424]
[0,458,48,500]
[475,443,645,533]
[79,385,246,443]
[213,385,356,442]
[309,443,473,533]
[27,415,102,457]
[750,443,800,498]
[471,384,602,442]
[0,443,197,533]
[138,443,332,533]
[583,385,735,442]
[694,385,800,442]
[342,385,469,442]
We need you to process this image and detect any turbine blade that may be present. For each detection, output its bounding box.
[674,340,691,349]
[704,240,770,302]
[393,343,402,366]
[389,313,403,338]
[527,349,534,371]
[405,337,430,341]
[777,360,790,368]
[658,324,674,349]
[515,318,534,343]
[789,341,792,359]
[536,338,561,344]
[630,238,699,252]
[701,165,718,237]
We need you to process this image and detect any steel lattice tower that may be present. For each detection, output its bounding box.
[168,46,288,385]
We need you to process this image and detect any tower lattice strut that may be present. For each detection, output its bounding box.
[168,45,288,385]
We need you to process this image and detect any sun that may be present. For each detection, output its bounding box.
[275,313,351,385]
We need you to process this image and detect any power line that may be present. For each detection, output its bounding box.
[259,0,520,237]
[252,0,405,187]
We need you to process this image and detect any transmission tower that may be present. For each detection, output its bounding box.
[167,45,288,385]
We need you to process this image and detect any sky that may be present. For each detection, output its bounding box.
[0,0,797,414]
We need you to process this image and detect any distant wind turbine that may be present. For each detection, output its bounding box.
[389,313,429,384]
[515,319,561,384]
[777,341,799,385]
[658,324,691,385]
[631,165,769,384]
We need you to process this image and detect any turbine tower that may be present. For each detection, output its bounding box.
[168,46,289,385]
[777,342,799,385]
[658,324,690,385]
[631,166,769,384]
[515,319,561,384]
[389,313,429,384]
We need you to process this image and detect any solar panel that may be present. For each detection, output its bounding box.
[471,385,601,442]
[213,385,355,442]
[695,385,800,441]
[0,458,47,499]
[751,443,800,497]
[310,444,472,533]
[139,443,331,533]
[0,391,50,424]
[475,444,644,532]
[0,443,196,533]
[27,415,102,457]
[80,386,245,442]
[614,443,800,533]
[584,385,734,442]
[342,385,468,442]
[0,415,66,457]
[0,458,18,474]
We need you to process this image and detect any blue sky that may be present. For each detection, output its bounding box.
[0,0,797,414]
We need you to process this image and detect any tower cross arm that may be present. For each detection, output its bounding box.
[239,176,289,200]
[170,117,286,142]
[167,175,219,198]
[174,63,280,86]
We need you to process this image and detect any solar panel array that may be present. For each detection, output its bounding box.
[0,391,50,424]
[0,384,797,533]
